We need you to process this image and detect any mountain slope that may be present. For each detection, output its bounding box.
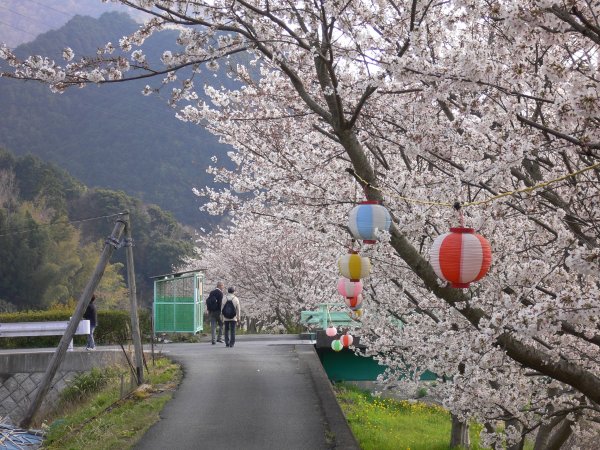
[0,12,233,229]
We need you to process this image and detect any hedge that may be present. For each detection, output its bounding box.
[0,309,152,349]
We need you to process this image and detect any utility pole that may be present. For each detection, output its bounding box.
[20,216,127,428]
[124,212,144,384]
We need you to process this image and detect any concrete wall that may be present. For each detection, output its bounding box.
[0,350,133,425]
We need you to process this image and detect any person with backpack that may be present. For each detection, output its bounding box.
[205,282,224,345]
[221,286,241,348]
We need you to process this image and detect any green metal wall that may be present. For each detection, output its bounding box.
[317,348,437,382]
[154,273,203,333]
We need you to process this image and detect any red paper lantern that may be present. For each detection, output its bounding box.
[340,334,354,347]
[344,294,363,310]
[429,227,492,288]
[337,278,363,298]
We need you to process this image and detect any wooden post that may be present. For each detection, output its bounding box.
[450,414,470,449]
[20,217,127,428]
[124,213,144,384]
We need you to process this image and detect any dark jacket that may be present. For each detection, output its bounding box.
[206,288,224,312]
[83,302,97,327]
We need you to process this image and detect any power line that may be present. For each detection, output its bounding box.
[0,212,128,237]
[21,0,73,17]
[349,160,600,208]
[0,19,38,38]
[0,4,58,29]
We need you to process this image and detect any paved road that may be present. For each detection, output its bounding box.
[135,336,352,450]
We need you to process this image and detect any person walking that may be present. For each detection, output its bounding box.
[83,294,98,351]
[221,287,241,348]
[205,282,224,345]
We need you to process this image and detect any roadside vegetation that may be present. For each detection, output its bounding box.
[41,357,181,450]
[334,383,533,450]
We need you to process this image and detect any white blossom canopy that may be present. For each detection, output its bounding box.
[2,1,600,446]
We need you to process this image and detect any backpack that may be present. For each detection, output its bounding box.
[222,299,236,319]
[206,293,219,312]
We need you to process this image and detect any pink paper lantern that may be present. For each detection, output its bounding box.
[337,278,363,299]
[326,326,337,337]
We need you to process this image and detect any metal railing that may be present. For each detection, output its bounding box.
[0,320,90,351]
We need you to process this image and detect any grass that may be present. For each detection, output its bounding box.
[334,383,504,450]
[41,357,181,450]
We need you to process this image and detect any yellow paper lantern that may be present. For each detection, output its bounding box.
[338,251,371,281]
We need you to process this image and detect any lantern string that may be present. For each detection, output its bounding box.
[453,202,465,227]
[348,160,600,208]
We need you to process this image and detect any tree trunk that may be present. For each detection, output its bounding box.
[543,419,573,450]
[450,414,470,449]
[484,423,501,450]
[534,417,565,450]
[505,419,525,450]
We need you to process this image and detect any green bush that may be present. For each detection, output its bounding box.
[0,309,151,349]
[60,367,118,403]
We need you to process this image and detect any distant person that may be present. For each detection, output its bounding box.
[83,294,97,351]
[206,282,224,345]
[221,287,241,348]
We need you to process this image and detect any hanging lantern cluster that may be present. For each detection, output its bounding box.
[334,201,393,319]
[330,333,354,351]
[326,197,493,356]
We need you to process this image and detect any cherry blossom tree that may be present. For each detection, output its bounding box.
[3,1,600,447]
[194,214,342,332]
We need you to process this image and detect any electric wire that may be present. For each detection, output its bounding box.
[0,212,128,237]
[20,0,73,17]
[350,160,600,208]
[0,4,58,29]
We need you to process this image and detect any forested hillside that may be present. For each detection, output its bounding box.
[0,149,196,311]
[0,12,235,230]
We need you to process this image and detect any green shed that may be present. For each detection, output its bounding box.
[152,269,204,335]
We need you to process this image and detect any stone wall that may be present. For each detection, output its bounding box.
[0,350,133,425]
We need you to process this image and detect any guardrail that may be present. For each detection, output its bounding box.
[0,320,90,351]
[300,303,355,330]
